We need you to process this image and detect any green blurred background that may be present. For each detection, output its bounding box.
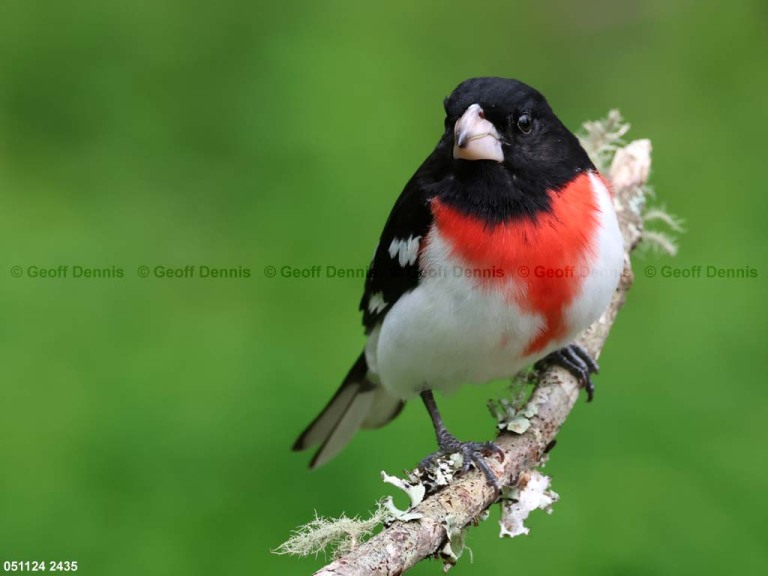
[1,0,766,574]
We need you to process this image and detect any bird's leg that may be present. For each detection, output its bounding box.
[536,343,599,401]
[419,390,503,490]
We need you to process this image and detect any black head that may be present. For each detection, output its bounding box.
[434,77,594,223]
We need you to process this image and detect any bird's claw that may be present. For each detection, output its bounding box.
[420,436,504,491]
[537,343,599,401]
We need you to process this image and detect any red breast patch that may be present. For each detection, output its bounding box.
[430,172,600,354]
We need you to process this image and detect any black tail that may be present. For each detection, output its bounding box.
[293,353,403,468]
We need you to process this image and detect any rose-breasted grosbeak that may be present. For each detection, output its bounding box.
[293,77,623,488]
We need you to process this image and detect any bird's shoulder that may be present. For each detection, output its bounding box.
[359,148,448,331]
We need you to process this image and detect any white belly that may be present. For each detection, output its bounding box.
[366,173,623,400]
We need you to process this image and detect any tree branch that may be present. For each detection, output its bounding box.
[312,120,654,576]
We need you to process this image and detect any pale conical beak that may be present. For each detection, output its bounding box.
[452,104,504,163]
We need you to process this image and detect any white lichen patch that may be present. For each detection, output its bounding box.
[640,207,685,256]
[410,453,465,494]
[381,495,424,522]
[582,114,682,257]
[579,109,630,172]
[381,471,426,508]
[273,504,390,559]
[440,514,471,572]
[610,139,651,192]
[490,398,538,434]
[643,208,684,232]
[499,470,559,538]
[488,375,540,435]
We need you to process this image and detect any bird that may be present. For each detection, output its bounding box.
[293,77,624,488]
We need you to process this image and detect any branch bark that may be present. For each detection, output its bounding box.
[314,137,651,576]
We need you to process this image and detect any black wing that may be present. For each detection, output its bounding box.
[359,144,450,331]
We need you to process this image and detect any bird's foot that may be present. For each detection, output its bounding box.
[536,343,599,401]
[420,433,504,491]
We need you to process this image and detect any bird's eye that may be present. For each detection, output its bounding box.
[517,114,532,134]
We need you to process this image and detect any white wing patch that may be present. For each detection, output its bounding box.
[367,291,388,314]
[388,236,421,267]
